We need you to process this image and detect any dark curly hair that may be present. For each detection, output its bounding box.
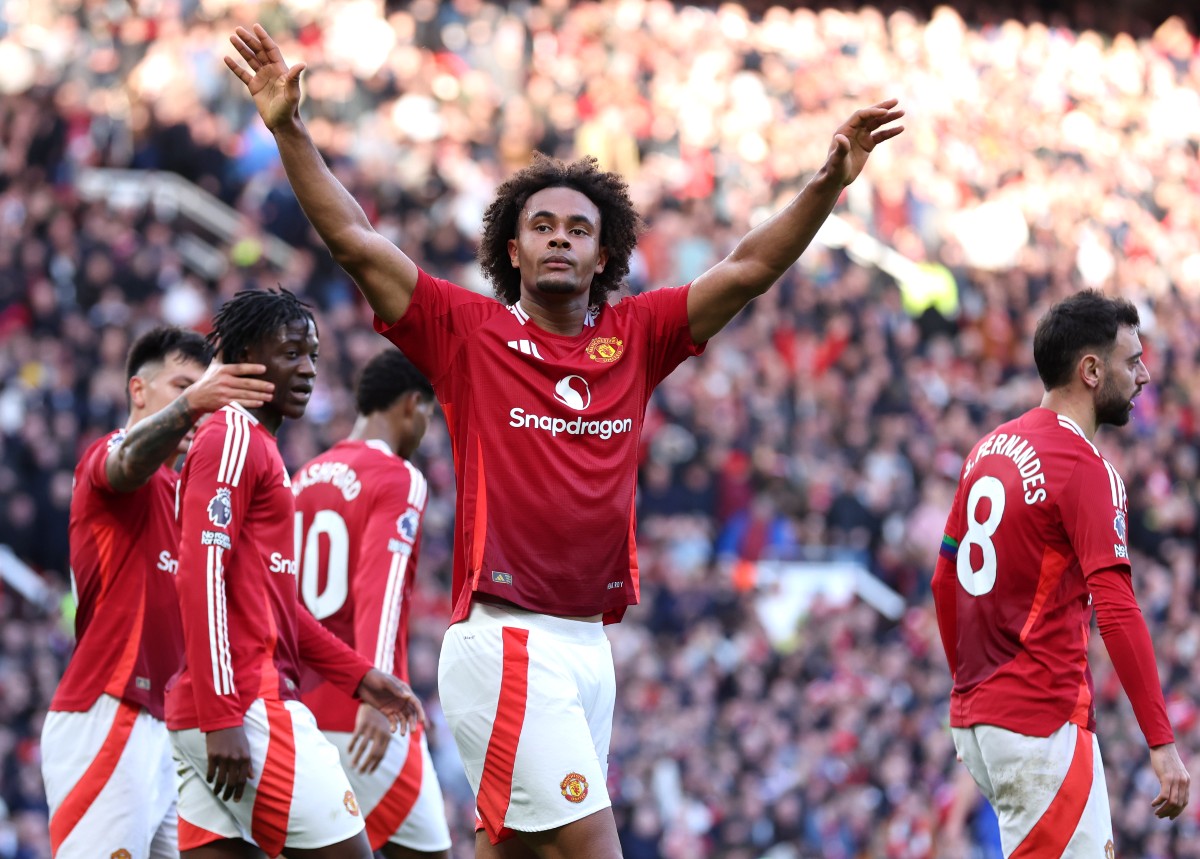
[478,154,642,308]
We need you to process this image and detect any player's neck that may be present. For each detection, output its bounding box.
[517,293,590,336]
[245,405,282,436]
[348,414,398,455]
[1040,391,1098,439]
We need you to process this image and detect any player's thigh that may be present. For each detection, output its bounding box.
[515,807,622,859]
[43,695,178,859]
[324,729,450,854]
[172,700,365,856]
[274,830,373,859]
[974,722,1112,858]
[180,839,267,859]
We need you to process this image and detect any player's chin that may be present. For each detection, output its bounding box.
[534,275,583,295]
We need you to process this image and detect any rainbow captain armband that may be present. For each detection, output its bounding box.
[939,534,959,562]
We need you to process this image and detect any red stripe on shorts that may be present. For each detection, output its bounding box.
[365,725,425,849]
[476,626,530,845]
[1010,726,1095,858]
[49,699,140,854]
[177,816,228,851]
[251,701,297,857]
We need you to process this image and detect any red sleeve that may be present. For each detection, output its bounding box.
[352,472,420,677]
[1090,566,1175,748]
[372,267,498,388]
[79,431,122,495]
[632,284,707,390]
[932,480,966,678]
[298,605,373,697]
[175,420,253,732]
[1058,457,1132,577]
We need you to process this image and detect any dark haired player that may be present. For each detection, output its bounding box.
[295,350,449,858]
[166,289,425,859]
[43,326,273,859]
[933,290,1189,856]
[226,23,902,858]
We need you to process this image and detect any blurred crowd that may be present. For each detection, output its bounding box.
[3,0,1200,856]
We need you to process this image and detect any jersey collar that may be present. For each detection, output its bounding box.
[364,438,394,456]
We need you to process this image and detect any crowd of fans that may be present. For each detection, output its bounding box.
[2,0,1200,856]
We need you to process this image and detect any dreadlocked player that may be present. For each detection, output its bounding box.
[166,288,425,859]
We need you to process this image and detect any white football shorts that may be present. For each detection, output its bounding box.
[324,726,451,852]
[952,721,1114,858]
[438,601,616,844]
[43,694,179,859]
[170,698,364,857]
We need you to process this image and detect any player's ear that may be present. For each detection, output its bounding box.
[1079,352,1103,390]
[507,238,519,268]
[128,375,147,410]
[595,245,607,274]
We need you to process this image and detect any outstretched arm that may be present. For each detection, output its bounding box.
[687,99,904,343]
[225,23,417,325]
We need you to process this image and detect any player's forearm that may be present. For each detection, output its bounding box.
[298,605,373,695]
[271,118,374,256]
[106,395,198,491]
[723,171,843,293]
[1092,569,1175,747]
[931,553,959,677]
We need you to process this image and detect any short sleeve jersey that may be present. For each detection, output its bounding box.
[936,408,1132,736]
[293,439,428,733]
[166,405,369,732]
[374,269,704,623]
[51,430,184,720]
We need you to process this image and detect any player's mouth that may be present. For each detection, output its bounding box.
[291,386,313,402]
[542,254,572,270]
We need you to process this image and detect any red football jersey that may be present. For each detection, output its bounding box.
[166,405,372,732]
[375,269,704,624]
[293,439,428,732]
[935,408,1134,737]
[52,430,184,720]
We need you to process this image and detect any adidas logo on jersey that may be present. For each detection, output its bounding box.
[507,339,544,360]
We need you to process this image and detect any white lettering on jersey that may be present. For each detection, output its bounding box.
[966,432,1047,505]
[269,552,297,575]
[157,550,179,574]
[292,460,362,502]
[509,407,633,440]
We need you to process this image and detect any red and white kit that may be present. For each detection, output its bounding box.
[933,408,1173,857]
[294,439,451,852]
[167,404,375,857]
[376,269,703,842]
[43,429,185,859]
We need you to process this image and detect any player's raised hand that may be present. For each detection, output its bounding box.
[206,725,254,802]
[349,702,393,775]
[357,668,426,736]
[184,360,274,415]
[819,98,905,188]
[1149,742,1190,819]
[224,23,305,131]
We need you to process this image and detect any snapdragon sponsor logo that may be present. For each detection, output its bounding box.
[508,374,633,440]
[509,408,632,440]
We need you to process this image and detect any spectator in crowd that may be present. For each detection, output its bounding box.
[2,2,1200,857]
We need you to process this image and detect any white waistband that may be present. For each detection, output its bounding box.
[466,600,607,644]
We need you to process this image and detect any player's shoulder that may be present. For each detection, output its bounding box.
[187,404,269,467]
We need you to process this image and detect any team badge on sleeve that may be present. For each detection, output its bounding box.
[585,336,624,363]
[560,772,589,803]
[1113,510,1127,543]
[207,488,233,528]
[396,508,420,543]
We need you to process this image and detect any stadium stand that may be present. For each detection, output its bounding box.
[2,0,1200,856]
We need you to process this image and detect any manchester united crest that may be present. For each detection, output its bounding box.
[1105,839,1115,859]
[344,790,360,817]
[112,851,131,859]
[560,772,589,803]
[585,337,624,363]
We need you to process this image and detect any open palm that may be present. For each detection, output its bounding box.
[824,99,905,187]
[224,24,305,132]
